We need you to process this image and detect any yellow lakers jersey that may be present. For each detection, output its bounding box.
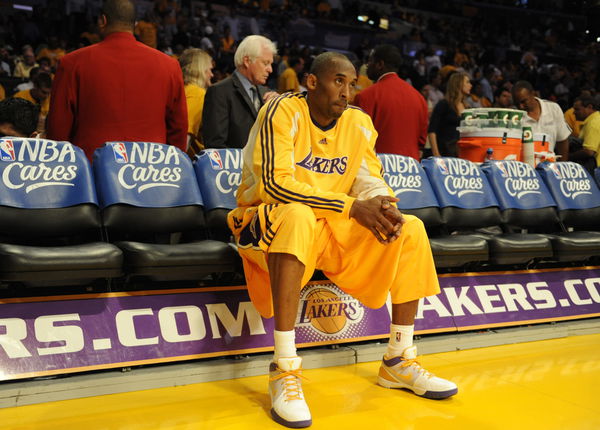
[237,92,392,219]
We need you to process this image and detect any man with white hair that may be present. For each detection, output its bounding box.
[202,35,278,148]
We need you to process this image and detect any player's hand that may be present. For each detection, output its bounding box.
[349,196,401,244]
[381,199,405,243]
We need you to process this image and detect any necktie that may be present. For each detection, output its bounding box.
[251,87,261,112]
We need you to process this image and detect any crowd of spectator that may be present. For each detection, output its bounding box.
[0,0,598,161]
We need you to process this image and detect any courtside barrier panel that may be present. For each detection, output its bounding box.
[1,266,599,381]
[0,138,122,287]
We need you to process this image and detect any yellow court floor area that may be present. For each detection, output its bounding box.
[1,333,599,430]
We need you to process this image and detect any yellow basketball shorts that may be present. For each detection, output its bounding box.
[228,203,440,318]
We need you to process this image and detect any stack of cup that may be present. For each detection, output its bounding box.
[521,126,535,167]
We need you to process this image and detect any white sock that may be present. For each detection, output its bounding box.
[273,330,297,362]
[387,324,414,358]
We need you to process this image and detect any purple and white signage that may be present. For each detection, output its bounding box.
[427,267,600,330]
[0,268,599,381]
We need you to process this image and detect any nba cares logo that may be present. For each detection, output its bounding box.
[208,151,224,170]
[111,142,128,163]
[0,140,16,161]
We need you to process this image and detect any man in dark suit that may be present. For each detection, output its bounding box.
[202,35,277,149]
[46,0,187,160]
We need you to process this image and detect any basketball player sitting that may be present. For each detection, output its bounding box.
[228,52,457,428]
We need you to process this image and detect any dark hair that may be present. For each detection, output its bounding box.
[575,95,597,110]
[309,51,351,78]
[371,44,402,72]
[102,0,136,27]
[37,56,51,66]
[513,80,534,94]
[494,87,511,99]
[33,72,52,89]
[288,56,303,69]
[0,98,40,136]
[28,66,40,80]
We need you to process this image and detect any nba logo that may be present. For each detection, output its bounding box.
[0,140,16,161]
[435,158,449,175]
[496,162,508,178]
[549,163,562,179]
[209,151,223,170]
[111,142,128,163]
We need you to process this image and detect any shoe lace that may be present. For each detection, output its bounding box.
[270,368,308,401]
[399,357,433,379]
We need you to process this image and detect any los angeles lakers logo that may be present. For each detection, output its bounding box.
[296,283,364,337]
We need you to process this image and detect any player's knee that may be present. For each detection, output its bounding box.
[282,202,317,226]
[403,214,427,236]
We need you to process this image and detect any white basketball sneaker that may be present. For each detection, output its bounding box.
[269,356,312,428]
[377,345,458,399]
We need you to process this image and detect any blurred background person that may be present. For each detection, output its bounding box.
[494,87,514,108]
[513,80,571,161]
[179,48,213,157]
[47,0,187,160]
[570,95,600,173]
[428,71,472,157]
[354,44,428,160]
[12,45,38,78]
[202,35,277,149]
[564,89,592,139]
[277,56,304,93]
[0,97,40,137]
[13,71,51,134]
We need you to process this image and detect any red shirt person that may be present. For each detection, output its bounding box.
[354,44,428,160]
[47,0,187,160]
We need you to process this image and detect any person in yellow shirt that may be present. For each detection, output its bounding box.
[13,72,52,134]
[0,84,5,101]
[227,52,456,428]
[135,12,158,49]
[570,95,600,171]
[36,37,66,70]
[220,26,235,53]
[81,22,102,45]
[179,48,214,157]
[564,106,582,137]
[354,62,373,98]
[564,90,592,138]
[13,46,38,78]
[277,56,304,93]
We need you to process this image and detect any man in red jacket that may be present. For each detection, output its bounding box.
[354,44,428,160]
[47,0,187,160]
